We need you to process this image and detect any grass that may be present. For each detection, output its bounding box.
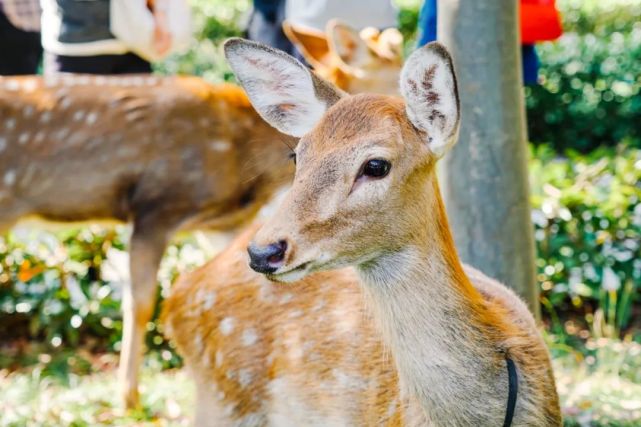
[2,338,641,426]
[0,353,193,427]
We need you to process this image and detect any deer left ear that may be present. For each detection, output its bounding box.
[400,42,460,158]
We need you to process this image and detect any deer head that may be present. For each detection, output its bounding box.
[283,20,403,95]
[225,39,460,282]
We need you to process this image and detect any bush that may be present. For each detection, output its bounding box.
[0,227,208,369]
[531,145,641,343]
[526,0,641,152]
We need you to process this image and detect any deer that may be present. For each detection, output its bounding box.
[0,22,402,409]
[163,39,561,425]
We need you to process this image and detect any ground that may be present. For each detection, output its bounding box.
[2,340,641,427]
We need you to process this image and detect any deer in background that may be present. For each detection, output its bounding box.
[163,39,561,425]
[0,22,402,408]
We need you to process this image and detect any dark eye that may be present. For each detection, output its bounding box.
[362,159,391,178]
[288,152,296,164]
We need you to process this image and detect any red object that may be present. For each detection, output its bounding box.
[520,0,563,43]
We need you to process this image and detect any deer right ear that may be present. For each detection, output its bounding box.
[224,38,344,137]
[400,42,460,158]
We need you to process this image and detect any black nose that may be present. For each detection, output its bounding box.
[247,240,287,274]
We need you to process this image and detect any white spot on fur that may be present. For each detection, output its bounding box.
[280,293,293,304]
[73,110,85,121]
[4,80,19,91]
[4,170,17,186]
[23,106,34,118]
[203,291,216,311]
[40,111,52,124]
[224,403,235,416]
[209,140,231,152]
[18,133,29,145]
[238,369,253,388]
[22,79,37,93]
[312,299,326,312]
[34,131,46,144]
[288,309,303,318]
[44,75,60,87]
[241,328,258,346]
[194,331,204,353]
[5,118,16,130]
[215,350,224,367]
[258,281,275,303]
[220,317,235,336]
[59,97,72,109]
[86,111,98,125]
[55,127,69,141]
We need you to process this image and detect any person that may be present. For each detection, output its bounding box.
[247,0,297,57]
[0,0,42,75]
[285,0,397,32]
[417,0,562,85]
[40,0,174,75]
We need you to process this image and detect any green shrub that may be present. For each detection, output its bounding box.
[531,145,641,343]
[526,0,641,152]
[0,227,207,369]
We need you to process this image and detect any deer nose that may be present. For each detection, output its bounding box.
[247,240,288,274]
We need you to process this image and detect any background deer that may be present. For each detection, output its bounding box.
[163,39,561,425]
[0,22,402,408]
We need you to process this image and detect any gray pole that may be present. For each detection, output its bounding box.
[437,0,540,318]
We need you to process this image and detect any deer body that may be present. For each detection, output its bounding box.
[0,76,292,230]
[0,23,403,409]
[209,39,560,425]
[0,74,294,408]
[164,223,557,426]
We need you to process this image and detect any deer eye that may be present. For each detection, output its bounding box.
[361,159,391,178]
[288,152,296,165]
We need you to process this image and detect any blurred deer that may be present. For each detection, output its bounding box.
[163,39,561,425]
[0,22,402,408]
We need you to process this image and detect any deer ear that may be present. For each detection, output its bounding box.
[327,20,372,75]
[224,38,344,137]
[282,21,331,72]
[400,42,460,158]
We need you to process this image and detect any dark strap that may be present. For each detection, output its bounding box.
[503,357,519,427]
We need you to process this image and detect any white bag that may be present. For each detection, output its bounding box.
[110,0,192,62]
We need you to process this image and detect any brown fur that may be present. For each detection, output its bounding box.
[211,40,561,425]
[164,98,560,425]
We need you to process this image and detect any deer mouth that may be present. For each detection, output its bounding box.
[266,261,312,283]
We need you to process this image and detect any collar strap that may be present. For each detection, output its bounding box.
[502,356,519,427]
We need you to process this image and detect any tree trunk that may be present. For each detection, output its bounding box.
[437,0,540,317]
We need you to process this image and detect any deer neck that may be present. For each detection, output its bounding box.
[357,177,509,422]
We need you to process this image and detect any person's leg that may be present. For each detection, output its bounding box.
[246,0,296,57]
[112,53,152,74]
[0,11,42,75]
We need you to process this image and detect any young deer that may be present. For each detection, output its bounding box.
[0,23,401,409]
[164,39,561,425]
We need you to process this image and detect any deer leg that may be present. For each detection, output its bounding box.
[118,227,168,409]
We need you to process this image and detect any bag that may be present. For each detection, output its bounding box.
[520,0,563,44]
[110,0,192,62]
